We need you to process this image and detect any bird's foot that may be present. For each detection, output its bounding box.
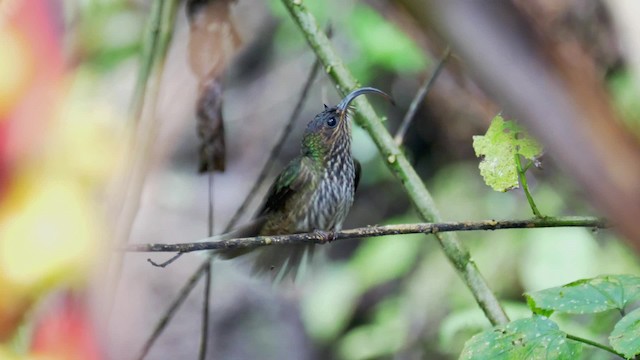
[314,230,336,243]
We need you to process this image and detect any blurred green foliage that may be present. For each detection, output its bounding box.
[269,0,427,83]
[70,1,144,71]
[608,70,640,134]
[345,4,427,82]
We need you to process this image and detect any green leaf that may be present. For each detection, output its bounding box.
[608,70,640,130]
[472,115,543,192]
[525,275,640,315]
[460,316,582,360]
[439,302,532,354]
[609,307,640,359]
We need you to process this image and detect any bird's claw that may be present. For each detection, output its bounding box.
[314,230,336,243]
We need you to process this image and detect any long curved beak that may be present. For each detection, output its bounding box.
[336,87,394,116]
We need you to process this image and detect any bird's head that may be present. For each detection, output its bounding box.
[302,87,392,160]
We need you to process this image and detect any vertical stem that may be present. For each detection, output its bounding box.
[515,154,542,217]
[200,171,214,360]
[129,0,163,123]
[199,265,211,360]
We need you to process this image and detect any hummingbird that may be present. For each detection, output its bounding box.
[218,87,392,279]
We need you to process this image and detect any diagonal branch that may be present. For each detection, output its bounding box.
[124,217,606,253]
[282,0,511,325]
[394,47,451,146]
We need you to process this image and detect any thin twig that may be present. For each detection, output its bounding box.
[566,334,625,359]
[394,47,451,146]
[124,217,606,253]
[129,0,162,124]
[135,261,207,360]
[199,165,215,360]
[135,39,327,357]
[147,252,184,267]
[208,171,215,235]
[282,0,510,326]
[199,263,211,360]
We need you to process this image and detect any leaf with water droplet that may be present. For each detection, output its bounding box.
[460,316,581,359]
[472,115,542,192]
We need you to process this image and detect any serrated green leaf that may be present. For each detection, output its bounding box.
[472,115,543,192]
[460,316,582,360]
[609,307,640,359]
[525,275,640,315]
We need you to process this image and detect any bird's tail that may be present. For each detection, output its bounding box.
[214,218,314,280]
[249,243,315,280]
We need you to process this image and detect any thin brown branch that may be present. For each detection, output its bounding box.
[125,217,606,254]
[135,260,206,360]
[199,264,211,360]
[199,160,215,360]
[394,47,451,146]
[147,252,184,267]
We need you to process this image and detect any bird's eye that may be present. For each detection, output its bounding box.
[326,117,337,128]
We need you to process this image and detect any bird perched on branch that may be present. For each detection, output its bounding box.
[218,87,392,279]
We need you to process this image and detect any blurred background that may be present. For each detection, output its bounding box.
[1,0,640,359]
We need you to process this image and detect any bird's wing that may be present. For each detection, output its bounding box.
[258,157,311,216]
[354,158,361,193]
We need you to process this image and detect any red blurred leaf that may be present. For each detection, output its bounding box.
[31,293,103,360]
